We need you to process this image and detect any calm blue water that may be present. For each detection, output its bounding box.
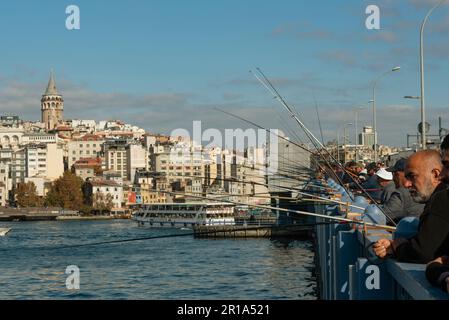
[0,220,317,299]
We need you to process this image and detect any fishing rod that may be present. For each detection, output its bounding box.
[214,107,327,180]
[313,94,325,146]
[273,107,308,147]
[160,172,339,204]
[215,106,330,189]
[155,190,396,231]
[214,107,317,157]
[252,68,397,227]
[251,68,351,192]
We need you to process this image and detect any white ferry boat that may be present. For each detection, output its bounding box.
[132,203,236,228]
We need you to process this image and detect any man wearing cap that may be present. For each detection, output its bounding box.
[382,158,425,224]
[361,167,393,202]
[377,168,395,203]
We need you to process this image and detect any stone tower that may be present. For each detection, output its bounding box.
[41,70,64,131]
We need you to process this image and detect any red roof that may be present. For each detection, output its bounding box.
[75,134,104,141]
[74,157,102,168]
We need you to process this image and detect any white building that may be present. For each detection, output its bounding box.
[0,127,24,150]
[25,143,64,181]
[90,180,123,209]
[127,144,148,183]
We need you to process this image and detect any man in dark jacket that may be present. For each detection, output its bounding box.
[382,158,425,224]
[373,150,448,263]
[426,135,449,292]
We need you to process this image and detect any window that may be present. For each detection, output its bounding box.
[72,151,76,155]
[79,151,83,155]
[93,144,96,147]
[79,144,83,148]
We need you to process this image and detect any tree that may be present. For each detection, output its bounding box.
[92,192,114,214]
[45,171,84,210]
[15,182,42,207]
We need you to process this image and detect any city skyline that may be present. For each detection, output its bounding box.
[0,1,449,146]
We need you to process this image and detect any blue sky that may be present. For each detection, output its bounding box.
[0,0,449,147]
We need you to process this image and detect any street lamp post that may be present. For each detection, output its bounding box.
[372,66,401,162]
[404,95,422,147]
[420,0,447,150]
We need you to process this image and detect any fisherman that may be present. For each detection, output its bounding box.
[366,162,377,177]
[382,158,425,224]
[358,168,368,183]
[342,161,357,184]
[378,168,395,203]
[425,134,449,292]
[361,167,393,202]
[373,150,448,263]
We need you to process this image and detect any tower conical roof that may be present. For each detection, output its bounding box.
[44,70,58,95]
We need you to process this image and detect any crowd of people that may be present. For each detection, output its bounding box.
[334,135,449,294]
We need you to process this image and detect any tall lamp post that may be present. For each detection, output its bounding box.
[420,0,447,150]
[337,123,353,164]
[404,95,421,147]
[372,66,401,162]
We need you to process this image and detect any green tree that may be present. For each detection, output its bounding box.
[15,182,42,207]
[45,171,84,210]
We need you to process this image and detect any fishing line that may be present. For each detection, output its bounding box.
[34,221,339,251]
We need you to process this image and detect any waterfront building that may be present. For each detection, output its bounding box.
[85,179,123,209]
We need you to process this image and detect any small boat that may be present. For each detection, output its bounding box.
[0,228,11,236]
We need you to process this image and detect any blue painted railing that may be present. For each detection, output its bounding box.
[311,178,449,300]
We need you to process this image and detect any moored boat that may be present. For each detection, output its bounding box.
[132,202,235,228]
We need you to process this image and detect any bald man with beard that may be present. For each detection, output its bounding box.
[373,150,448,264]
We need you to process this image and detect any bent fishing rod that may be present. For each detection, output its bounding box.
[252,68,397,226]
[155,189,396,231]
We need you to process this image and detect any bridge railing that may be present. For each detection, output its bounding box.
[312,178,449,300]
